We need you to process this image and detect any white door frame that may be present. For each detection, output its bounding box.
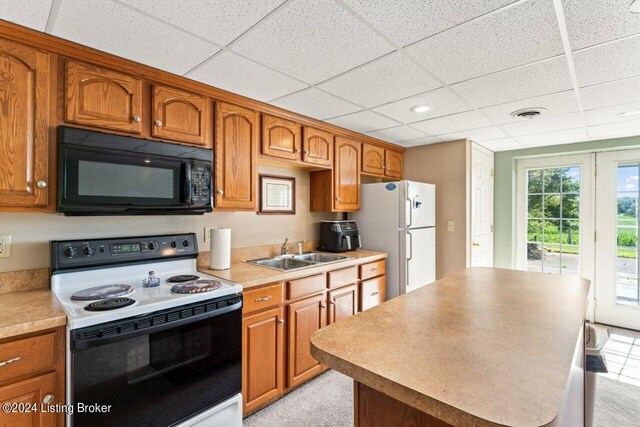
[515,154,595,317]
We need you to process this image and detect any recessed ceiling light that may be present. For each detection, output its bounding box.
[620,109,640,117]
[631,0,640,13]
[410,105,430,113]
[510,107,547,119]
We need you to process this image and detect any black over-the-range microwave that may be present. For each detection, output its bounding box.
[57,126,213,216]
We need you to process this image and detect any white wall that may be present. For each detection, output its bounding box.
[0,166,339,272]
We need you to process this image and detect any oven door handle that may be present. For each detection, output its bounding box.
[72,299,242,351]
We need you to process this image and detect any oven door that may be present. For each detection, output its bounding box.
[70,296,242,427]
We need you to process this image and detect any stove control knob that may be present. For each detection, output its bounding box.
[147,241,158,251]
[64,247,77,258]
[82,245,95,256]
[170,240,177,248]
[182,239,190,248]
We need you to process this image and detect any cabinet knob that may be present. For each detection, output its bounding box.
[155,119,162,126]
[303,150,309,154]
[36,181,47,188]
[216,190,224,195]
[321,304,326,309]
[42,394,54,404]
[294,148,299,153]
[330,301,335,305]
[472,242,480,247]
[335,197,340,202]
[133,115,141,122]
[371,291,379,296]
[278,319,284,324]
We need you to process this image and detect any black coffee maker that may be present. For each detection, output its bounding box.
[320,220,362,253]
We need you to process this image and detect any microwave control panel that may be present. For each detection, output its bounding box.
[190,164,211,205]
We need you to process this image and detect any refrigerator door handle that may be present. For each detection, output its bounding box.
[406,195,413,229]
[406,231,413,289]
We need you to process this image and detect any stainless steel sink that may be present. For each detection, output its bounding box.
[246,252,353,271]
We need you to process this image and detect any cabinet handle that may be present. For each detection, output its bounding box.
[133,115,141,122]
[370,291,379,296]
[370,267,377,272]
[294,148,300,153]
[278,319,284,324]
[472,242,480,247]
[216,190,224,195]
[329,301,335,305]
[0,356,21,367]
[42,394,54,404]
[155,119,162,126]
[36,181,47,188]
[254,295,272,302]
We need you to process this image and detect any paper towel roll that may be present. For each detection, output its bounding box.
[210,228,231,270]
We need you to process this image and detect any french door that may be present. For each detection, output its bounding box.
[595,150,640,330]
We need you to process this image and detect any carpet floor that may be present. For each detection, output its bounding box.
[243,370,352,427]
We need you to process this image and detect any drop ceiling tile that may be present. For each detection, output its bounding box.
[0,0,52,31]
[574,35,640,87]
[365,125,427,143]
[411,111,492,135]
[580,76,640,110]
[343,0,516,47]
[451,56,573,107]
[563,0,640,50]
[405,0,563,84]
[119,0,285,45]
[53,0,220,75]
[317,52,441,108]
[499,112,585,136]
[326,110,401,133]
[231,0,394,84]
[271,88,362,120]
[187,51,306,102]
[397,136,443,147]
[587,118,640,139]
[437,126,508,142]
[476,138,523,151]
[516,128,588,147]
[372,88,470,124]
[584,102,640,126]
[480,91,579,124]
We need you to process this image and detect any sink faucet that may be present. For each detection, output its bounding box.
[281,238,305,255]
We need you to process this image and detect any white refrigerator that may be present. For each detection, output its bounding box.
[350,180,435,299]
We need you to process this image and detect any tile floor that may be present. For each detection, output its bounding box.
[601,330,640,387]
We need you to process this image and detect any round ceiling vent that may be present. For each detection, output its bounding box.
[510,107,547,119]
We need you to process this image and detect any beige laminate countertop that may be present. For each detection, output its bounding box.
[311,267,591,427]
[198,249,386,289]
[0,290,67,339]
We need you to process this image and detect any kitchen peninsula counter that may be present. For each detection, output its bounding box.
[311,267,591,427]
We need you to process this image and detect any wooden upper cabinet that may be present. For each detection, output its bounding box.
[152,84,209,146]
[334,137,361,211]
[385,150,403,178]
[215,102,259,210]
[362,143,385,176]
[0,39,50,208]
[302,127,333,167]
[261,114,301,161]
[65,60,142,133]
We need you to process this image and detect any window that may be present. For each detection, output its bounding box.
[616,165,640,306]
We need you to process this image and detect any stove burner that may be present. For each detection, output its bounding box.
[171,280,223,294]
[166,274,200,283]
[71,284,134,301]
[84,298,136,312]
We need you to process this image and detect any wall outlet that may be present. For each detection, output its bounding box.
[0,235,11,258]
[204,227,213,243]
[447,221,455,232]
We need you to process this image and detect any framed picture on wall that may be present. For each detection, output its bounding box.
[258,174,296,215]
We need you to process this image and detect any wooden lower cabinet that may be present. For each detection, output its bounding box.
[0,372,58,427]
[287,293,327,388]
[242,307,285,414]
[360,276,386,312]
[328,284,358,325]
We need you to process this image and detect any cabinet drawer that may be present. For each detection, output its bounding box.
[287,274,326,301]
[0,332,56,383]
[360,260,386,281]
[243,283,283,315]
[327,266,358,289]
[360,276,386,311]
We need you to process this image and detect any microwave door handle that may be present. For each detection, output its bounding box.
[183,162,193,206]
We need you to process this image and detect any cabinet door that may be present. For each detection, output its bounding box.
[287,293,327,388]
[243,307,284,415]
[302,127,332,167]
[362,143,385,176]
[328,284,358,325]
[334,137,361,211]
[215,102,259,210]
[65,60,142,133]
[152,85,209,146]
[0,39,50,208]
[261,114,301,160]
[0,371,58,427]
[385,150,403,178]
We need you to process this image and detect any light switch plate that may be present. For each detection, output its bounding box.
[0,235,11,258]
[447,221,455,232]
[204,227,213,243]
